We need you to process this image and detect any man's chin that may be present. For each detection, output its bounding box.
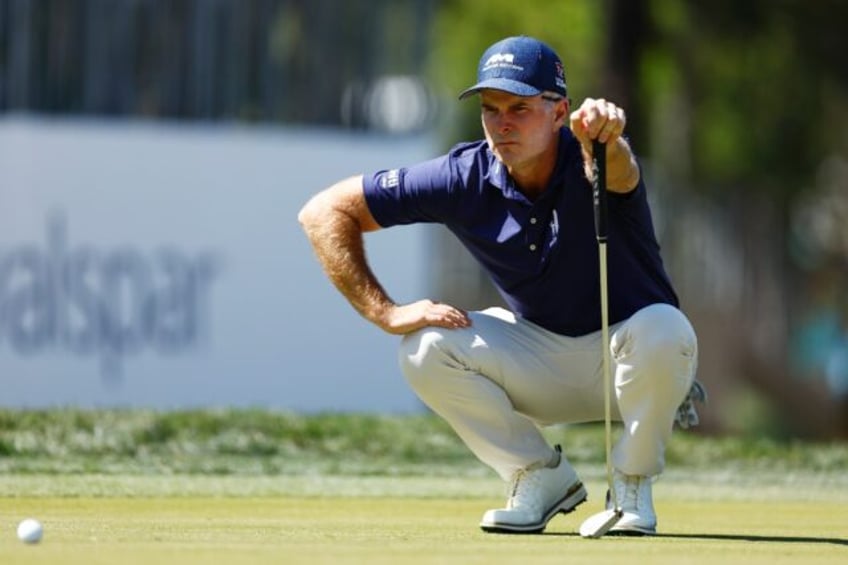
[492,148,517,165]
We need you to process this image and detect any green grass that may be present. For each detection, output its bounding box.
[0,410,846,562]
[1,482,846,564]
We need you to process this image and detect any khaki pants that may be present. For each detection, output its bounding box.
[399,303,698,481]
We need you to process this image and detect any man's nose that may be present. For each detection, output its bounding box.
[494,114,512,135]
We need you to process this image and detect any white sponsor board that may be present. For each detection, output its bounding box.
[0,117,436,411]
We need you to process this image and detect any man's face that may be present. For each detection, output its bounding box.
[479,89,566,174]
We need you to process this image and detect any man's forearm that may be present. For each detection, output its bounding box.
[302,210,394,327]
[606,136,640,191]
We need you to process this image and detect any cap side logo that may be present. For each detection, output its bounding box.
[555,61,566,90]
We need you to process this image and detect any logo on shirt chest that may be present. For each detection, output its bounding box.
[548,209,560,248]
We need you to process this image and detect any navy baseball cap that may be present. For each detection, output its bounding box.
[459,36,567,100]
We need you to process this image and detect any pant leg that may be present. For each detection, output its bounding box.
[398,303,698,480]
[610,303,698,477]
[398,307,599,481]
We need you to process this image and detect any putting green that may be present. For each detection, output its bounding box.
[0,477,845,564]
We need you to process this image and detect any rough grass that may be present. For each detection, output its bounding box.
[1,408,846,478]
[0,409,472,475]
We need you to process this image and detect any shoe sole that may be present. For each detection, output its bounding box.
[607,525,656,536]
[480,481,588,534]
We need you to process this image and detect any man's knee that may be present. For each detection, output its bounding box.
[398,327,455,392]
[613,304,697,386]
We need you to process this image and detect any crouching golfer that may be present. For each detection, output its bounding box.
[299,36,699,536]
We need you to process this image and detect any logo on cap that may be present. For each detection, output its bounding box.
[555,61,566,90]
[483,53,519,71]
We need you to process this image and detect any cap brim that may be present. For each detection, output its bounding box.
[458,78,542,100]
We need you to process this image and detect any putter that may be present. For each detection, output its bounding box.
[581,139,623,538]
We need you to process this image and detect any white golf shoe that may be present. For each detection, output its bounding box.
[579,470,657,536]
[480,446,587,534]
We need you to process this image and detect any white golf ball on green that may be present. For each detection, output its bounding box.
[17,518,43,544]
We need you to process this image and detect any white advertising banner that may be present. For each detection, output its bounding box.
[0,117,436,411]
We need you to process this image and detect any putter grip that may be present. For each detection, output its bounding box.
[592,140,608,242]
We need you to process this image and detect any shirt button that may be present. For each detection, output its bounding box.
[530,217,537,224]
[529,244,537,251]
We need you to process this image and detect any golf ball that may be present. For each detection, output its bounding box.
[17,518,43,544]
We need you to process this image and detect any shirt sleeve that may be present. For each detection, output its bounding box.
[608,173,667,256]
[362,154,457,228]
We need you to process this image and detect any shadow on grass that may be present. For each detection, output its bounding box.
[544,532,848,546]
[654,532,848,546]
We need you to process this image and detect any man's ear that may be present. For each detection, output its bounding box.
[555,99,570,129]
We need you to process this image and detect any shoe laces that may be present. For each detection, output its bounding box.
[609,472,652,512]
[506,466,545,513]
[617,475,640,510]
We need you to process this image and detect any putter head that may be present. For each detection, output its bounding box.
[578,507,624,539]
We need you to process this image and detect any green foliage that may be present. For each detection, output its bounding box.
[0,409,846,477]
[646,0,848,194]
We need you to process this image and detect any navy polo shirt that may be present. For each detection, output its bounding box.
[362,128,678,337]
